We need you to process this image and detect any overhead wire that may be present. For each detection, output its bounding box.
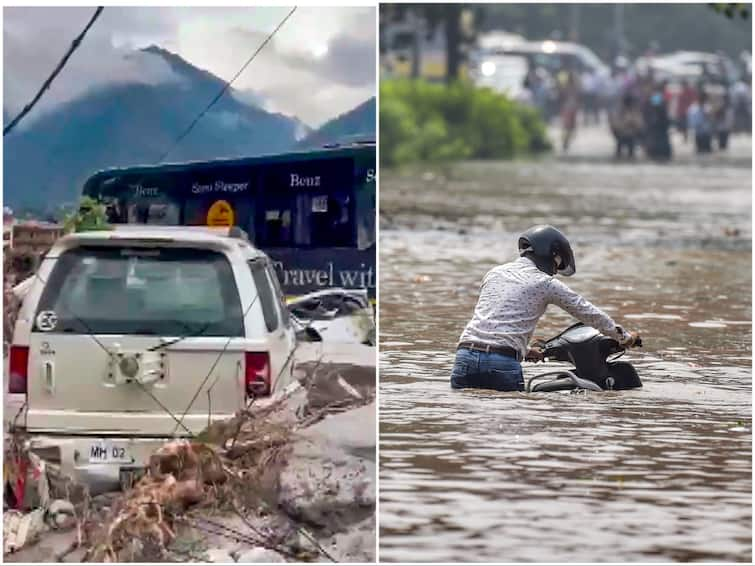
[11,4,307,438]
[156,6,298,163]
[4,6,104,136]
[22,266,195,435]
[170,292,261,436]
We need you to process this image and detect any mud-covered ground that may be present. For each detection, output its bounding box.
[379,126,752,562]
[5,342,376,563]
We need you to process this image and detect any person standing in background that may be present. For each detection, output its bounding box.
[559,71,581,152]
[581,69,600,125]
[731,76,751,133]
[688,90,714,154]
[610,92,645,159]
[675,79,698,143]
[713,92,735,150]
[643,84,672,161]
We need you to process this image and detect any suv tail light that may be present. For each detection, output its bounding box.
[245,352,271,397]
[9,345,29,394]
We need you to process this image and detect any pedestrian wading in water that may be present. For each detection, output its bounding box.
[451,225,640,392]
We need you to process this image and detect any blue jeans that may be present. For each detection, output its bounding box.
[450,348,525,392]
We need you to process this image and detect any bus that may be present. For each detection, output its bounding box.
[81,142,376,299]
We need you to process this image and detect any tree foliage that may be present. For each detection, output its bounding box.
[63,196,111,233]
[381,4,480,83]
[709,3,749,19]
[380,80,551,167]
[475,3,751,61]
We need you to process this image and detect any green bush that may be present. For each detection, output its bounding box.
[380,79,551,167]
[63,196,111,233]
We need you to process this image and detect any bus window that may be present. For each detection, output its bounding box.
[356,192,375,250]
[90,176,182,226]
[259,191,354,248]
[292,194,310,247]
[355,164,376,250]
[257,158,357,249]
[264,207,294,247]
[309,193,353,247]
[127,201,180,225]
[103,198,128,224]
[257,186,295,247]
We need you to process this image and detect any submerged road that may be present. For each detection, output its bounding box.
[379,125,752,562]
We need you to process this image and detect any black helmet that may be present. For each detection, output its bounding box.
[518,225,576,276]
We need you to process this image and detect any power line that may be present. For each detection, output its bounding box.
[156,6,298,163]
[4,6,104,137]
[170,292,260,436]
[25,267,195,435]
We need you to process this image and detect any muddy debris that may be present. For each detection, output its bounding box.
[278,404,376,532]
[4,356,376,563]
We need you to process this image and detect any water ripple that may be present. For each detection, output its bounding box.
[379,160,752,562]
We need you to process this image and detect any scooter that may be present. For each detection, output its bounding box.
[526,323,643,393]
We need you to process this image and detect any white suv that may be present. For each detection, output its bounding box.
[8,226,296,484]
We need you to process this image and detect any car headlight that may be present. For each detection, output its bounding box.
[481,61,496,77]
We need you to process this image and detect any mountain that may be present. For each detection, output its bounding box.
[298,97,375,149]
[3,46,303,211]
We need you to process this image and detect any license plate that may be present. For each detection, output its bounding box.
[88,441,133,464]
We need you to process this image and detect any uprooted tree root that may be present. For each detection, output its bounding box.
[82,408,299,562]
[3,403,296,561]
[14,355,374,562]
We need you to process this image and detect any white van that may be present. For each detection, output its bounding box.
[8,226,296,483]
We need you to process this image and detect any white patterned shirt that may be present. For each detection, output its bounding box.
[459,256,631,358]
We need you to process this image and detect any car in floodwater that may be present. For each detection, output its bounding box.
[470,36,610,78]
[468,53,534,105]
[636,50,741,86]
[8,225,296,486]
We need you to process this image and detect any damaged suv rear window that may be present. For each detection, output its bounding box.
[36,246,244,336]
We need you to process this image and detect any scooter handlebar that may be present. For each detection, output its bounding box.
[525,347,545,362]
[625,331,643,348]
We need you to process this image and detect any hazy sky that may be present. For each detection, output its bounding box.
[3,6,376,128]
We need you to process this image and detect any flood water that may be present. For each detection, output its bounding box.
[379,137,752,562]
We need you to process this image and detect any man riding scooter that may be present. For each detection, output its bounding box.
[451,225,641,392]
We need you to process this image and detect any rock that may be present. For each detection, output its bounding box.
[52,513,76,530]
[278,451,374,529]
[44,501,77,531]
[2,526,79,563]
[235,546,286,563]
[277,406,376,532]
[3,508,48,554]
[326,516,376,563]
[205,547,234,563]
[48,499,75,517]
[303,363,375,413]
[300,403,376,455]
